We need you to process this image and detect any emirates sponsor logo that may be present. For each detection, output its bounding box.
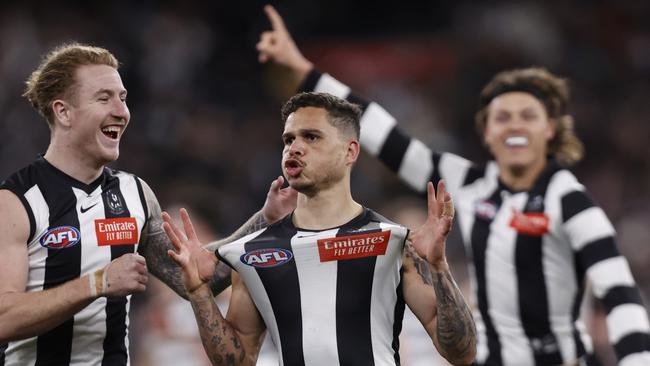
[95,217,139,245]
[317,230,391,262]
[509,210,549,236]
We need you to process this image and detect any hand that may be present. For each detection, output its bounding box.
[102,253,148,297]
[410,180,454,270]
[261,176,297,224]
[257,4,313,78]
[163,209,218,293]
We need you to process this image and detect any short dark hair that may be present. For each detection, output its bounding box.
[281,92,362,139]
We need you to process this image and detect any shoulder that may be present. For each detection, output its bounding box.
[546,169,601,223]
[0,189,31,245]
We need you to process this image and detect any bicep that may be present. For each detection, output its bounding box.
[0,190,30,295]
[226,272,266,357]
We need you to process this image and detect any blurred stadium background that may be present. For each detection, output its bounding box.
[1,1,649,365]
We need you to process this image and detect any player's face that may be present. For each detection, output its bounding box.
[281,107,350,195]
[67,64,130,165]
[483,92,555,173]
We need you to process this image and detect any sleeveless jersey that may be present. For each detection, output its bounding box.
[0,156,149,366]
[217,208,408,366]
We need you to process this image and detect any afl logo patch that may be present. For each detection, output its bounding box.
[39,226,81,249]
[240,248,293,268]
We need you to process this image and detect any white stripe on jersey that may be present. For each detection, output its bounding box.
[314,73,350,99]
[620,351,650,366]
[485,192,533,365]
[398,139,432,193]
[587,256,636,298]
[293,228,340,366]
[359,103,398,158]
[607,304,650,344]
[565,206,616,251]
[370,222,407,365]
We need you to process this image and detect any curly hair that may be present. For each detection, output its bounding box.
[474,67,584,166]
[281,92,362,139]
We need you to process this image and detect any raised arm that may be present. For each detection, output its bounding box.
[402,181,476,365]
[257,5,477,196]
[562,189,650,364]
[0,189,147,343]
[163,208,266,366]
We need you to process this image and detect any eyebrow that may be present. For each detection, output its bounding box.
[282,128,322,139]
[93,88,127,97]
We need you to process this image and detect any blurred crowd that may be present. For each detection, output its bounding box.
[1,1,649,365]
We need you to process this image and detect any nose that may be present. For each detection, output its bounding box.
[111,98,130,122]
[287,139,304,156]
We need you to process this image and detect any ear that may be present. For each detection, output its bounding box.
[546,118,557,141]
[346,139,360,165]
[52,99,72,128]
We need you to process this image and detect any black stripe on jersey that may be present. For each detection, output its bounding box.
[335,213,378,366]
[602,286,643,314]
[133,176,149,226]
[391,269,405,366]
[614,332,650,361]
[561,190,594,223]
[378,128,410,173]
[470,186,503,365]
[515,168,563,365]
[35,167,83,366]
[461,164,485,187]
[576,237,619,271]
[246,221,304,366]
[346,93,371,112]
[298,69,322,93]
[1,342,6,366]
[0,180,37,243]
[571,254,587,360]
[101,171,135,366]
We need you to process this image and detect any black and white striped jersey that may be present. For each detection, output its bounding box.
[217,208,408,366]
[302,70,650,365]
[0,156,149,366]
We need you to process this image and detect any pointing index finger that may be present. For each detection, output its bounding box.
[264,4,288,33]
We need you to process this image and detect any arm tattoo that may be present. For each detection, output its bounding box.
[138,197,189,299]
[206,211,268,250]
[405,241,433,285]
[191,286,246,366]
[432,269,477,363]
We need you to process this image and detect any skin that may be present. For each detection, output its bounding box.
[165,106,476,365]
[483,91,556,191]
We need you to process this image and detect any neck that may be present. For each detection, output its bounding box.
[44,138,104,184]
[293,179,362,230]
[499,158,547,191]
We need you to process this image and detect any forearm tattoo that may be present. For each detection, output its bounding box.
[191,287,246,366]
[432,270,477,363]
[139,212,189,299]
[405,241,433,285]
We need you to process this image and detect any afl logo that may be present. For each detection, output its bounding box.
[39,226,81,249]
[240,248,293,268]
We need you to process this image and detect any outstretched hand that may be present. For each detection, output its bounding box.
[261,176,297,224]
[163,209,218,293]
[409,180,454,270]
[257,5,313,77]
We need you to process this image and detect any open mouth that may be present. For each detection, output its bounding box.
[101,126,121,140]
[505,136,528,147]
[284,159,304,177]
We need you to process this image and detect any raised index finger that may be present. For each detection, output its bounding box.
[264,4,288,33]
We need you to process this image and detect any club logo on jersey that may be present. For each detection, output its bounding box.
[475,200,497,220]
[39,226,81,249]
[95,217,139,245]
[240,248,293,268]
[105,190,125,215]
[509,210,550,236]
[318,230,391,262]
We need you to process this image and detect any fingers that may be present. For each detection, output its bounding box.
[427,181,437,217]
[180,208,198,242]
[162,211,187,249]
[268,175,283,195]
[264,4,287,33]
[167,249,183,266]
